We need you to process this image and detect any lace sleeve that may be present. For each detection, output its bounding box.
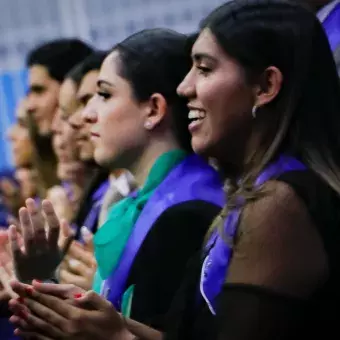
[217,180,329,339]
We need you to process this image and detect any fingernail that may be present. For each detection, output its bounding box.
[74,293,83,299]
[25,287,34,295]
[34,280,42,283]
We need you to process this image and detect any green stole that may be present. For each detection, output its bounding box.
[92,149,188,310]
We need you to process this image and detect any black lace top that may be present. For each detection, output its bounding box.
[165,170,340,340]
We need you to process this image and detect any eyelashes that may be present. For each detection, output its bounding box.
[196,65,212,75]
[97,91,111,100]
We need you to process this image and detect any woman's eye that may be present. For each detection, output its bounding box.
[196,65,211,75]
[97,91,111,100]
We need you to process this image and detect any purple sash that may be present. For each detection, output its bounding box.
[323,2,340,52]
[101,155,225,309]
[0,318,19,339]
[77,180,109,243]
[200,155,306,315]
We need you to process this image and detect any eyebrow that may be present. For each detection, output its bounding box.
[191,52,217,63]
[97,79,114,88]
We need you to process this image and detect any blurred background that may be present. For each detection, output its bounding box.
[0,0,227,171]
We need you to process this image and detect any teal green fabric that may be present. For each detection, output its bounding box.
[93,150,187,292]
[121,285,135,317]
[92,270,102,294]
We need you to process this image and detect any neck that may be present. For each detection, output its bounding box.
[130,138,181,187]
[217,120,275,181]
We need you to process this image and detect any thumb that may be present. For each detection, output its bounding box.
[74,290,111,310]
[80,226,94,252]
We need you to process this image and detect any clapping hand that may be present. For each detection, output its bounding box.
[9,280,132,340]
[9,198,73,283]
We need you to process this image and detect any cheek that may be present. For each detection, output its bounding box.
[17,132,27,144]
[99,102,139,138]
[97,102,144,154]
[64,126,75,143]
[44,92,58,110]
[200,77,252,125]
[22,130,30,142]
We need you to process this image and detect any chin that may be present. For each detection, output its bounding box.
[80,152,94,163]
[191,139,209,157]
[94,151,113,168]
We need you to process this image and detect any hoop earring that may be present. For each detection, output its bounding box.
[252,106,257,119]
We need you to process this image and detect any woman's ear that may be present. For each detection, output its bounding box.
[254,66,283,107]
[143,93,168,130]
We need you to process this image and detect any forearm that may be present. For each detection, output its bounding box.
[125,318,163,340]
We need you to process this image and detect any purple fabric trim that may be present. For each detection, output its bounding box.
[323,3,340,51]
[0,318,19,339]
[200,155,306,315]
[101,155,224,309]
[61,181,74,202]
[77,180,109,242]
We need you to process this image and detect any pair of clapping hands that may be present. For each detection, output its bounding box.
[0,198,96,310]
[3,198,162,340]
[4,199,134,339]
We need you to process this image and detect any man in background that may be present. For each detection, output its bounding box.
[25,39,93,194]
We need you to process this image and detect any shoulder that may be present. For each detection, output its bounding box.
[136,200,221,259]
[240,179,323,250]
[152,200,221,233]
[227,179,329,297]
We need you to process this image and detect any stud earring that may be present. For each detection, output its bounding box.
[144,121,152,129]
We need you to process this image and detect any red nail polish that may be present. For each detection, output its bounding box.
[17,297,24,304]
[25,287,34,295]
[74,293,83,299]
